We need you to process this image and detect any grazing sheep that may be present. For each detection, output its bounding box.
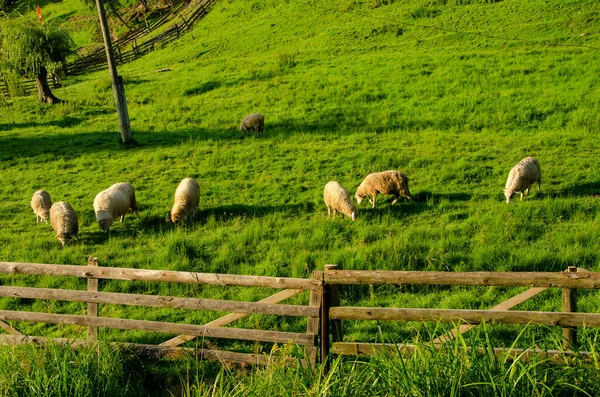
[50,201,78,247]
[170,178,200,223]
[324,181,358,221]
[31,190,52,223]
[355,170,412,208]
[93,182,139,233]
[239,113,264,136]
[504,157,541,203]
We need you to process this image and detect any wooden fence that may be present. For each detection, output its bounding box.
[0,258,321,367]
[63,0,215,77]
[323,265,598,366]
[0,260,599,369]
[0,0,215,98]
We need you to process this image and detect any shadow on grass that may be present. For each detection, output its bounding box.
[0,116,84,131]
[198,203,315,223]
[556,182,600,197]
[129,203,316,233]
[0,128,241,161]
[412,191,472,203]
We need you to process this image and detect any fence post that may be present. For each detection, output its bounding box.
[320,270,331,371]
[562,266,577,349]
[325,265,343,343]
[305,271,323,369]
[179,15,190,31]
[87,257,99,339]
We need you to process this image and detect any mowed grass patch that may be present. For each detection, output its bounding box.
[1,0,600,346]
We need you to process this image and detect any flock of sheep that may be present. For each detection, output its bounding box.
[324,156,541,221]
[29,153,541,246]
[30,177,202,247]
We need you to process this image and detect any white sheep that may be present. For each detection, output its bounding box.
[240,113,264,136]
[170,178,200,223]
[93,182,139,233]
[504,157,541,203]
[31,190,52,223]
[324,181,358,221]
[355,170,412,208]
[50,201,78,247]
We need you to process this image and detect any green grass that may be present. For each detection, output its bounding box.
[1,0,600,365]
[3,328,600,396]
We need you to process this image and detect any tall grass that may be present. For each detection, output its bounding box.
[177,325,600,396]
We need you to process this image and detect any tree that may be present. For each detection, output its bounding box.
[0,20,74,104]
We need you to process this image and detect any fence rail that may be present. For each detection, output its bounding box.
[64,0,216,77]
[0,261,598,369]
[1,0,216,98]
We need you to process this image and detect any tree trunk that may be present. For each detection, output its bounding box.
[35,66,61,104]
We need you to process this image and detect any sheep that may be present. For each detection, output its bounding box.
[169,178,200,224]
[504,157,541,203]
[239,113,264,136]
[50,201,78,247]
[355,170,412,208]
[93,182,139,233]
[31,190,52,223]
[324,181,358,221]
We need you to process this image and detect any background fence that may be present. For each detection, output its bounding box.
[0,0,215,98]
[0,260,599,369]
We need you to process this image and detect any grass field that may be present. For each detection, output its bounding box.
[2,0,600,391]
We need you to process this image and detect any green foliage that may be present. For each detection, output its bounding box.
[0,342,147,396]
[0,19,74,77]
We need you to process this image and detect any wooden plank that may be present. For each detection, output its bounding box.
[304,271,322,368]
[0,262,320,290]
[431,287,548,345]
[0,320,22,335]
[562,266,578,348]
[0,286,317,317]
[331,342,592,365]
[0,335,304,366]
[325,265,343,343]
[161,288,305,347]
[324,269,600,289]
[0,310,316,345]
[330,307,600,327]
[87,257,99,339]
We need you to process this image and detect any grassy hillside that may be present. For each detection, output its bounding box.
[1,0,600,350]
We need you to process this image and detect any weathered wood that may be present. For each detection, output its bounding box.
[431,287,548,345]
[0,286,317,317]
[324,269,600,289]
[94,0,131,143]
[320,274,331,368]
[562,266,578,349]
[330,307,600,327]
[0,320,22,335]
[325,265,343,343]
[331,342,592,365]
[160,288,305,347]
[87,257,99,339]
[305,271,323,368]
[0,335,304,366]
[0,310,316,345]
[0,262,320,290]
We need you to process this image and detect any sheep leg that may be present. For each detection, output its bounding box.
[371,195,377,209]
[520,192,524,201]
[525,185,531,196]
[120,215,125,222]
[391,195,399,205]
[333,210,337,219]
[327,207,331,218]
[537,180,541,192]
[35,215,40,223]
